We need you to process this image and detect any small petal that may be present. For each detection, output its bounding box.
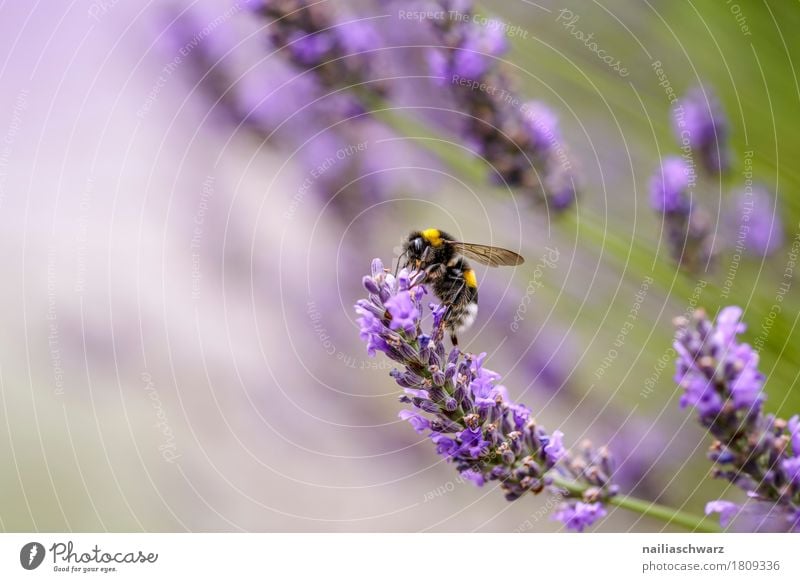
[544,430,566,464]
[399,410,430,434]
[705,500,739,527]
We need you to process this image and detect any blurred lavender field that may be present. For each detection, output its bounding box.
[0,0,798,532]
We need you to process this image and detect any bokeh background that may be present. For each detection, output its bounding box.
[0,0,798,532]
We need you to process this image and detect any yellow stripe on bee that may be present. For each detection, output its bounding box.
[421,228,443,247]
[464,269,477,288]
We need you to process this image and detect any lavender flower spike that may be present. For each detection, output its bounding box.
[650,156,714,271]
[724,184,784,257]
[674,307,800,531]
[425,1,578,209]
[252,0,386,97]
[356,259,618,531]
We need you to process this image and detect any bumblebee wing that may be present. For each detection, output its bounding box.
[448,242,525,267]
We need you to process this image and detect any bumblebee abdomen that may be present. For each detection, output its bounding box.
[433,258,479,335]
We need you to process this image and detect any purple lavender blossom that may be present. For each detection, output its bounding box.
[705,500,739,528]
[724,185,784,257]
[424,1,578,210]
[385,291,420,334]
[544,430,566,464]
[524,101,561,158]
[251,0,578,211]
[650,156,691,214]
[674,307,800,530]
[288,30,335,65]
[430,19,508,81]
[783,457,800,486]
[399,410,431,434]
[674,306,764,422]
[356,259,618,530]
[650,157,714,271]
[789,416,800,454]
[252,0,386,96]
[552,501,607,532]
[673,86,730,174]
[461,468,485,487]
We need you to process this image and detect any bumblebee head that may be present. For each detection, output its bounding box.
[400,229,452,272]
[402,231,431,269]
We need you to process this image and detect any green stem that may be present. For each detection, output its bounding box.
[551,475,722,533]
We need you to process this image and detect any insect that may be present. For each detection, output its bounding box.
[400,228,524,345]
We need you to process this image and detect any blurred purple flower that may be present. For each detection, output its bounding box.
[424,1,578,210]
[789,415,800,454]
[650,156,691,214]
[433,20,508,81]
[524,101,561,158]
[247,0,579,212]
[288,30,335,65]
[724,185,784,257]
[673,86,730,174]
[336,19,383,56]
[783,457,800,486]
[650,156,714,271]
[253,0,386,95]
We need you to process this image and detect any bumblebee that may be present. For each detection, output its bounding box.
[400,228,524,345]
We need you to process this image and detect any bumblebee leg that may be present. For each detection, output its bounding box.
[394,249,408,278]
[423,262,446,282]
[442,276,468,347]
